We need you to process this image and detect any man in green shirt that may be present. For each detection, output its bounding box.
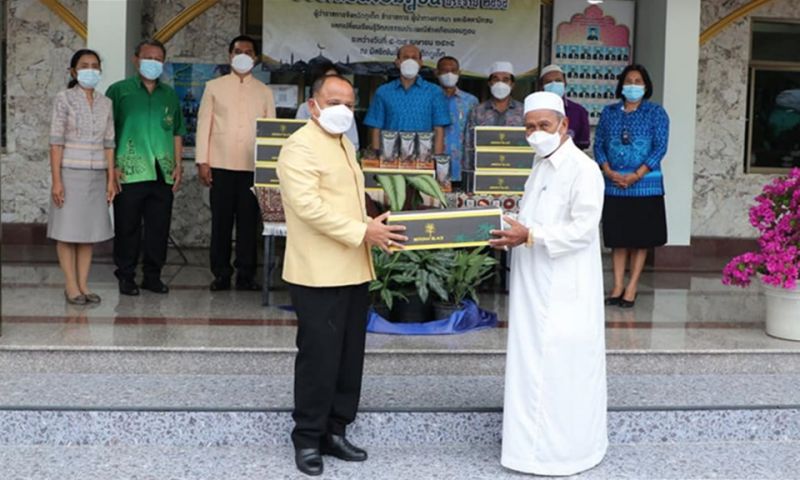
[107,39,186,296]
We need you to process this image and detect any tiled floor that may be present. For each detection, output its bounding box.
[3,246,800,480]
[1,246,798,352]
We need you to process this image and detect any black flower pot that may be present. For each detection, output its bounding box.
[389,294,433,323]
[433,301,464,321]
[373,303,391,320]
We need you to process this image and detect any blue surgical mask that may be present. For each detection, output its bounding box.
[76,69,101,89]
[543,81,565,97]
[138,59,163,81]
[622,84,645,102]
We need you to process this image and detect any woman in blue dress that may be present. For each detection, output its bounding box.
[594,64,669,308]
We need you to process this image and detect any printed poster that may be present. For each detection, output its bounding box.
[551,0,635,124]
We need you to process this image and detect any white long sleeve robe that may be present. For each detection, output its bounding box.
[501,137,608,476]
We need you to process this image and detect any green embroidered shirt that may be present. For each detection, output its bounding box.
[106,76,186,184]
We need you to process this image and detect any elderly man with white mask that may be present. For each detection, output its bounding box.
[490,91,608,476]
[464,61,525,184]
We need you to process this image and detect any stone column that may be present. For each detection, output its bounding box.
[635,0,701,266]
[87,0,142,92]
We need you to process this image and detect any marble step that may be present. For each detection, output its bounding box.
[2,408,799,447]
[2,442,800,480]
[3,347,800,376]
[2,373,800,412]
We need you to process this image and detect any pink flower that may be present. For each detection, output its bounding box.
[723,169,800,290]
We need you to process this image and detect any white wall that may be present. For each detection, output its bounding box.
[661,0,700,246]
[87,0,142,92]
[633,0,699,246]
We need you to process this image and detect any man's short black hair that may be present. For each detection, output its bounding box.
[134,39,166,58]
[311,74,353,98]
[437,56,459,69]
[615,64,654,100]
[229,35,260,57]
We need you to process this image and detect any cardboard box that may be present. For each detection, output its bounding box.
[387,207,502,250]
[473,170,530,195]
[255,118,306,140]
[475,148,534,170]
[254,161,279,188]
[255,141,284,162]
[473,126,528,148]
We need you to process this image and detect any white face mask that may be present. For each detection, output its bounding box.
[399,59,420,79]
[438,72,459,88]
[231,54,255,74]
[490,82,512,100]
[313,100,354,135]
[526,121,563,157]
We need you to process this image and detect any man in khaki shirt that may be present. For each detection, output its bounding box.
[195,35,276,291]
[277,75,406,476]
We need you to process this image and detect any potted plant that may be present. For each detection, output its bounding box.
[722,167,800,341]
[369,248,454,323]
[432,248,499,320]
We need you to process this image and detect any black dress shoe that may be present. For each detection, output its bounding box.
[321,434,368,462]
[235,278,261,291]
[209,277,231,291]
[295,448,323,476]
[604,295,623,306]
[141,279,169,294]
[619,295,638,309]
[118,279,140,296]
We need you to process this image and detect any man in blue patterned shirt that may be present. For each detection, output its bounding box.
[364,44,450,154]
[437,56,479,187]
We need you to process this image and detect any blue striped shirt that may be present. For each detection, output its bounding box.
[363,76,451,132]
[593,100,669,197]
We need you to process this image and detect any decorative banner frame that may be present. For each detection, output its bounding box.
[551,0,635,124]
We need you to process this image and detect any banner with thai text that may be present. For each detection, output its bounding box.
[262,0,541,77]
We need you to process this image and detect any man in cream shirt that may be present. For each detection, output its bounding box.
[277,74,406,477]
[195,35,275,291]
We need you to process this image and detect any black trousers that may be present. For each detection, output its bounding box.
[113,170,173,282]
[209,168,259,281]
[288,282,369,449]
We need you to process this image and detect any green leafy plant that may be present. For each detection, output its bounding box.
[369,249,454,310]
[437,248,499,307]
[369,249,411,310]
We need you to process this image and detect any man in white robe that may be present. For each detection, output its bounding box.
[490,91,607,476]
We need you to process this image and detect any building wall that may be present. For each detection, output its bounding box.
[3,0,799,244]
[2,0,87,225]
[693,0,800,238]
[1,0,240,246]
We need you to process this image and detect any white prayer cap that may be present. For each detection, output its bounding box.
[539,64,564,78]
[489,61,514,76]
[524,91,565,116]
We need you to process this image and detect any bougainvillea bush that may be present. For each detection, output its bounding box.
[722,168,800,290]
